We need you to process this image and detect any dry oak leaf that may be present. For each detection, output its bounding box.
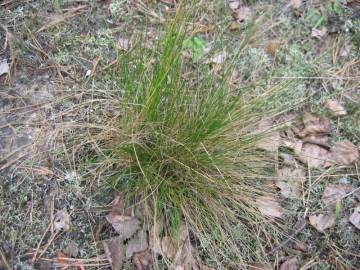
[296,113,331,138]
[233,6,252,21]
[286,0,302,9]
[311,27,327,39]
[126,229,148,259]
[134,250,152,270]
[322,184,350,208]
[106,213,140,239]
[289,140,334,168]
[331,140,359,165]
[280,257,299,270]
[325,99,347,116]
[309,213,335,233]
[276,167,305,198]
[349,205,360,230]
[302,134,329,147]
[54,209,71,232]
[253,118,281,152]
[103,237,125,270]
[256,196,284,218]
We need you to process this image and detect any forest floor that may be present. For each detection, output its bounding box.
[0,0,360,269]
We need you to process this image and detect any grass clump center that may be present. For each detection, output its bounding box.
[88,8,288,268]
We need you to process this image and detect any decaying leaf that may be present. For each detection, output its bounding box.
[117,37,130,50]
[133,250,152,270]
[286,0,302,9]
[229,1,240,10]
[125,229,148,259]
[339,45,351,57]
[103,237,125,270]
[256,196,284,218]
[276,167,305,198]
[349,205,360,230]
[331,140,359,165]
[149,222,163,255]
[265,41,280,56]
[309,213,335,233]
[280,257,298,270]
[296,113,331,138]
[325,99,347,116]
[0,60,9,76]
[290,140,334,168]
[311,27,327,39]
[322,184,350,208]
[293,241,308,252]
[161,236,177,260]
[253,118,281,152]
[302,134,329,147]
[54,209,71,232]
[280,153,297,166]
[233,6,252,21]
[106,213,140,239]
[173,225,197,268]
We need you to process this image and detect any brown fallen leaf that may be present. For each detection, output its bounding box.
[325,99,347,116]
[254,118,281,152]
[339,45,352,57]
[280,257,298,270]
[322,184,350,208]
[349,205,360,230]
[228,21,240,31]
[125,229,148,259]
[309,213,335,233]
[296,113,331,138]
[54,209,71,232]
[331,140,359,165]
[106,213,140,239]
[133,250,152,270]
[311,27,327,39]
[276,167,305,198]
[280,153,297,166]
[302,134,329,147]
[286,0,302,9]
[103,237,125,270]
[161,236,177,260]
[173,224,197,268]
[290,140,334,168]
[233,6,252,21]
[256,196,284,218]
[293,241,308,252]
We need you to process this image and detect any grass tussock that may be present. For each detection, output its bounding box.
[82,6,294,268]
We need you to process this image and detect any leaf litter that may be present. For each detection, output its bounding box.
[256,196,284,218]
[325,99,347,116]
[309,213,336,233]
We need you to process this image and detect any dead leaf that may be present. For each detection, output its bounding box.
[229,1,240,10]
[254,118,281,152]
[265,41,280,56]
[0,60,9,76]
[311,27,327,39]
[286,0,302,9]
[210,52,227,64]
[117,37,130,50]
[349,205,360,230]
[331,140,359,165]
[233,6,252,21]
[309,213,335,233]
[173,225,197,268]
[280,257,298,270]
[126,229,148,259]
[256,196,284,218]
[103,237,125,270]
[325,99,347,116]
[293,241,308,252]
[63,241,78,258]
[339,45,352,57]
[133,250,152,270]
[302,134,329,147]
[228,21,240,31]
[54,209,71,232]
[161,236,177,260]
[149,222,163,255]
[296,113,331,138]
[322,184,350,207]
[290,140,334,168]
[276,167,305,198]
[106,213,140,239]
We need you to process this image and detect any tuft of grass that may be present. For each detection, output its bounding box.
[80,5,295,268]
